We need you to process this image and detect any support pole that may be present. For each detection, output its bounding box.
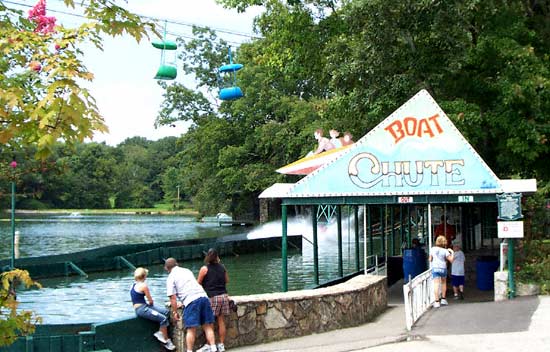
[380,206,385,258]
[312,205,319,286]
[354,206,360,271]
[407,206,412,248]
[368,206,373,267]
[337,205,343,277]
[282,204,288,292]
[399,205,404,254]
[390,207,395,256]
[10,181,15,269]
[508,238,515,299]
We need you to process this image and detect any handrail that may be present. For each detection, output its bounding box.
[364,255,386,275]
[403,268,434,330]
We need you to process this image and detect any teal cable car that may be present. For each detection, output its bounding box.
[218,48,243,100]
[153,21,177,80]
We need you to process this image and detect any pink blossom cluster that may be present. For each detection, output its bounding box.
[28,0,56,34]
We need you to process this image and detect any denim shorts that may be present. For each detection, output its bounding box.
[183,297,214,328]
[451,275,465,286]
[135,304,169,327]
[432,268,447,278]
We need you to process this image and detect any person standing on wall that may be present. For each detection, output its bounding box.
[429,236,454,308]
[197,248,231,352]
[164,258,217,352]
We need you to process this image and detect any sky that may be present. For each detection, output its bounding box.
[12,0,263,145]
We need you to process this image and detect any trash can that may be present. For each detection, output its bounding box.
[403,248,426,283]
[476,255,499,290]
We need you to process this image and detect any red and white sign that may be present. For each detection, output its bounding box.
[398,196,414,203]
[497,221,524,238]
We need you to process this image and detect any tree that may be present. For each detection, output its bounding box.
[0,0,154,159]
[0,269,41,346]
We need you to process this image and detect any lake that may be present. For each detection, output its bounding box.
[0,214,364,324]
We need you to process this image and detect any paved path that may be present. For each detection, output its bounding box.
[230,289,549,352]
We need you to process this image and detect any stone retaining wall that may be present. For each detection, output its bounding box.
[171,275,387,351]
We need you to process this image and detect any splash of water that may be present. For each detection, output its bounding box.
[246,216,359,244]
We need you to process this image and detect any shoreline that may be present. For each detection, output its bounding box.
[1,208,200,217]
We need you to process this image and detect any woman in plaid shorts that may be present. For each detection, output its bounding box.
[198,248,230,352]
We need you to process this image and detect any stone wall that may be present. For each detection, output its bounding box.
[494,271,541,301]
[170,275,387,351]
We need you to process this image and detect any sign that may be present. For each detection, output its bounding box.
[458,195,474,202]
[497,221,524,238]
[497,193,523,220]
[287,90,503,198]
[398,196,414,203]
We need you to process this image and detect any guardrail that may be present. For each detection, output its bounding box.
[403,268,434,331]
[364,255,386,276]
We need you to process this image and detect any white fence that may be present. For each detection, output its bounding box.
[364,255,387,276]
[403,268,434,330]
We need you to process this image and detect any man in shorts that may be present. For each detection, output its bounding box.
[165,257,217,352]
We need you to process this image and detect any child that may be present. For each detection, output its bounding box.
[451,243,465,300]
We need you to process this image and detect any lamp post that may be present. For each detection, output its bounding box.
[9,159,17,269]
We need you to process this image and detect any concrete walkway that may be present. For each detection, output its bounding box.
[230,283,549,352]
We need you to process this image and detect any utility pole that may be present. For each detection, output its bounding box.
[176,185,180,209]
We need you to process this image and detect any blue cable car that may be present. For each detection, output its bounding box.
[218,48,243,100]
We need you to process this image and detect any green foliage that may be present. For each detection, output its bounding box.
[0,269,41,346]
[516,240,550,294]
[162,0,549,218]
[0,0,155,159]
[0,137,184,210]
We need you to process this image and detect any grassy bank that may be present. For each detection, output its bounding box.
[3,202,200,217]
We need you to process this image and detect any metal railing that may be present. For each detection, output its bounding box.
[403,268,434,331]
[364,255,386,276]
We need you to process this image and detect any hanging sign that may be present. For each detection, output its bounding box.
[398,196,414,203]
[497,193,523,220]
[458,195,474,202]
[497,221,524,238]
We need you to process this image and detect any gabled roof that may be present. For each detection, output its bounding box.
[263,90,519,200]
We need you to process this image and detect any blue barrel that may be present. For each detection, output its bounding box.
[476,255,499,290]
[403,249,426,283]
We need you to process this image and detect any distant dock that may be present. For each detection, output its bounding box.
[217,219,255,227]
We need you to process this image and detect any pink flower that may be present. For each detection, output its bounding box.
[28,0,56,34]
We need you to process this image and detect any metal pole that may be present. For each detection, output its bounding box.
[312,205,319,286]
[11,181,16,269]
[390,207,395,256]
[354,206,360,271]
[176,185,180,209]
[508,238,515,299]
[368,206,373,267]
[281,204,288,292]
[337,205,343,277]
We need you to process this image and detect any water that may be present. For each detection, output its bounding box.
[1,214,364,324]
[0,214,241,258]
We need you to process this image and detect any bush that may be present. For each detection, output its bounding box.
[516,240,550,294]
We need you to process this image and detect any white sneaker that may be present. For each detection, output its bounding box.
[164,339,176,351]
[154,331,168,344]
[440,298,448,306]
[217,343,225,352]
[197,344,212,352]
[433,301,440,308]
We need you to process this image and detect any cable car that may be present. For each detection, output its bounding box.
[218,48,243,100]
[153,21,177,80]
